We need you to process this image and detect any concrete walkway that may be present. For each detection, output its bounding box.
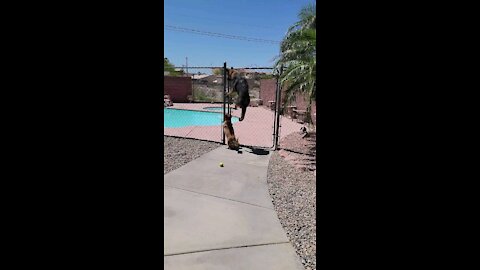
[164,146,304,270]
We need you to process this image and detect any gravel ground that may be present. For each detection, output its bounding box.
[164,136,221,175]
[267,152,316,270]
[280,131,316,156]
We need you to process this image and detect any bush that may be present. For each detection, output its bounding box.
[193,87,219,102]
[212,68,224,76]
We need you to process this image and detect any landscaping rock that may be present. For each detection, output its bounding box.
[267,152,316,270]
[164,136,221,175]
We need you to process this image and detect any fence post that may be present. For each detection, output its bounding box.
[222,62,227,145]
[191,72,194,103]
[272,75,278,149]
[274,67,282,150]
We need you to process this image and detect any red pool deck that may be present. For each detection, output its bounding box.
[164,103,304,148]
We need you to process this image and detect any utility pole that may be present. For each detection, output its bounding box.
[185,57,188,77]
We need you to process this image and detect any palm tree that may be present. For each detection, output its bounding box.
[275,3,316,123]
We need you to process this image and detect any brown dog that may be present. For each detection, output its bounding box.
[223,114,240,150]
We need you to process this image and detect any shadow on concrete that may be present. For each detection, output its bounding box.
[225,146,270,155]
[247,148,270,156]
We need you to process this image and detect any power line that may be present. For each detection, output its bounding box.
[164,25,281,44]
[165,25,280,44]
[165,13,283,31]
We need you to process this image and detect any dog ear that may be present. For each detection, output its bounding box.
[228,68,236,78]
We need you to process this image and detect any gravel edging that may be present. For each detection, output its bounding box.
[279,131,316,157]
[164,136,221,175]
[267,152,316,270]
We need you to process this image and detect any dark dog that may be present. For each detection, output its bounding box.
[227,67,250,121]
[223,114,240,150]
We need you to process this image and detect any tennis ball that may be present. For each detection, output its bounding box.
[219,162,224,167]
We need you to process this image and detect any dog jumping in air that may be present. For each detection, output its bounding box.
[226,67,250,121]
[223,113,240,151]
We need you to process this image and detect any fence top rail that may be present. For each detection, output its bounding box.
[173,66,224,69]
[172,66,275,70]
[231,67,275,70]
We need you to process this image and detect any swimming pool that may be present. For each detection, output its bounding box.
[164,108,239,128]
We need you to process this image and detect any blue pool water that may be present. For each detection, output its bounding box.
[164,108,239,128]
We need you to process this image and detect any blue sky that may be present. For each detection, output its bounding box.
[164,0,315,71]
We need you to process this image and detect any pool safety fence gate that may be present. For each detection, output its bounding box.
[221,63,280,150]
[165,63,299,150]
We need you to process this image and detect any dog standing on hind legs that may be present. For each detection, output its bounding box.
[223,113,240,151]
[226,67,250,121]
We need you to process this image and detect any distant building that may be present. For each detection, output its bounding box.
[191,74,211,80]
[191,74,223,85]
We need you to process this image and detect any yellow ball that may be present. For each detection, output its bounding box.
[219,162,224,167]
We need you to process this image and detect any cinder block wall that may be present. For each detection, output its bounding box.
[294,92,316,125]
[260,78,316,123]
[164,76,192,103]
[259,79,277,108]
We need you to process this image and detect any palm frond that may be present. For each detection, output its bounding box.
[274,3,316,124]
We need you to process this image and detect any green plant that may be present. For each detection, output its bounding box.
[274,3,316,124]
[193,88,217,102]
[164,58,184,77]
[212,68,224,76]
[258,74,275,80]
